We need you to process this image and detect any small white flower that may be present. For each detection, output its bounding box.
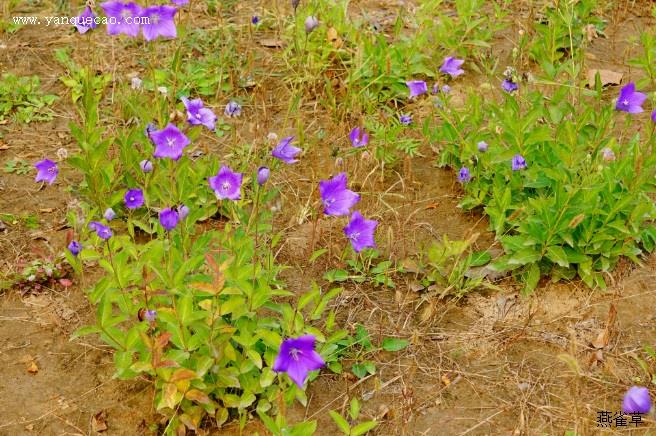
[267,132,279,142]
[131,77,143,90]
[157,86,168,96]
[56,147,68,160]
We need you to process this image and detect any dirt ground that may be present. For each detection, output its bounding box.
[2,1,656,435]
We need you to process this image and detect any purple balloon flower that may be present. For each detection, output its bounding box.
[224,100,242,118]
[272,136,302,164]
[159,208,179,231]
[100,1,142,37]
[273,335,325,388]
[209,165,243,200]
[181,96,217,130]
[124,189,144,209]
[512,154,527,171]
[34,159,59,185]
[150,123,191,161]
[406,80,427,98]
[440,56,465,77]
[74,6,97,34]
[141,5,177,41]
[458,166,471,183]
[140,159,154,173]
[104,208,116,221]
[68,241,82,256]
[178,204,190,220]
[344,211,378,253]
[349,127,369,148]
[622,386,652,414]
[257,166,270,186]
[616,82,647,114]
[399,114,412,126]
[502,79,519,93]
[319,172,360,216]
[477,141,488,152]
[89,221,113,240]
[305,16,319,33]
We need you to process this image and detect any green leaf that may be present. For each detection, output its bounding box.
[351,420,378,436]
[545,246,569,267]
[381,337,409,352]
[324,269,349,282]
[328,411,351,435]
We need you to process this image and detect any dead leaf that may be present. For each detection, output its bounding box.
[327,27,343,49]
[258,38,285,48]
[586,69,623,88]
[0,142,8,150]
[92,411,108,432]
[27,360,39,374]
[592,303,617,349]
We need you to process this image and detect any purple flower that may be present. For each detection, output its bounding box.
[140,159,154,173]
[441,85,451,94]
[104,208,117,221]
[399,114,412,126]
[502,79,519,93]
[343,211,378,253]
[181,96,217,130]
[145,122,157,139]
[150,123,190,161]
[209,165,243,200]
[292,0,300,12]
[124,189,144,209]
[319,172,360,216]
[224,100,242,117]
[273,335,325,388]
[615,82,647,114]
[171,0,188,5]
[431,84,439,94]
[349,127,369,148]
[68,241,82,256]
[652,109,656,123]
[601,147,616,162]
[257,166,270,186]
[458,167,471,183]
[512,154,527,171]
[272,136,302,164]
[178,204,190,220]
[141,5,177,41]
[74,6,97,34]
[145,309,157,322]
[305,16,319,33]
[477,141,488,152]
[34,159,58,185]
[406,80,427,98]
[159,208,179,231]
[251,16,260,25]
[440,56,465,77]
[89,221,113,240]
[100,1,142,37]
[622,386,652,414]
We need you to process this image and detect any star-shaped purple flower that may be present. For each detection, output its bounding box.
[343,211,378,253]
[209,165,243,200]
[615,82,647,114]
[124,189,144,209]
[319,172,360,216]
[181,96,217,130]
[273,335,325,388]
[74,6,97,34]
[406,80,427,98]
[622,386,652,414]
[100,1,142,37]
[159,208,179,231]
[141,5,177,41]
[150,123,190,161]
[35,159,59,185]
[89,221,113,240]
[349,127,369,148]
[502,79,519,93]
[272,136,302,164]
[512,154,527,171]
[458,166,471,183]
[440,57,465,77]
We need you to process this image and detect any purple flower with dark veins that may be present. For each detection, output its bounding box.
[150,123,191,161]
[512,154,527,171]
[440,56,465,77]
[257,166,270,186]
[68,241,82,256]
[124,189,144,209]
[615,82,647,114]
[100,1,142,37]
[319,172,360,216]
[140,159,154,173]
[159,208,179,231]
[177,204,190,220]
[89,221,113,240]
[181,96,217,130]
[34,159,59,185]
[622,386,652,414]
[74,6,97,34]
[399,114,412,126]
[406,80,427,98]
[273,335,325,388]
[272,136,302,164]
[224,100,242,118]
[458,167,471,183]
[209,165,243,200]
[141,5,177,41]
[349,127,369,148]
[343,211,378,253]
[502,79,519,93]
[104,208,117,221]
